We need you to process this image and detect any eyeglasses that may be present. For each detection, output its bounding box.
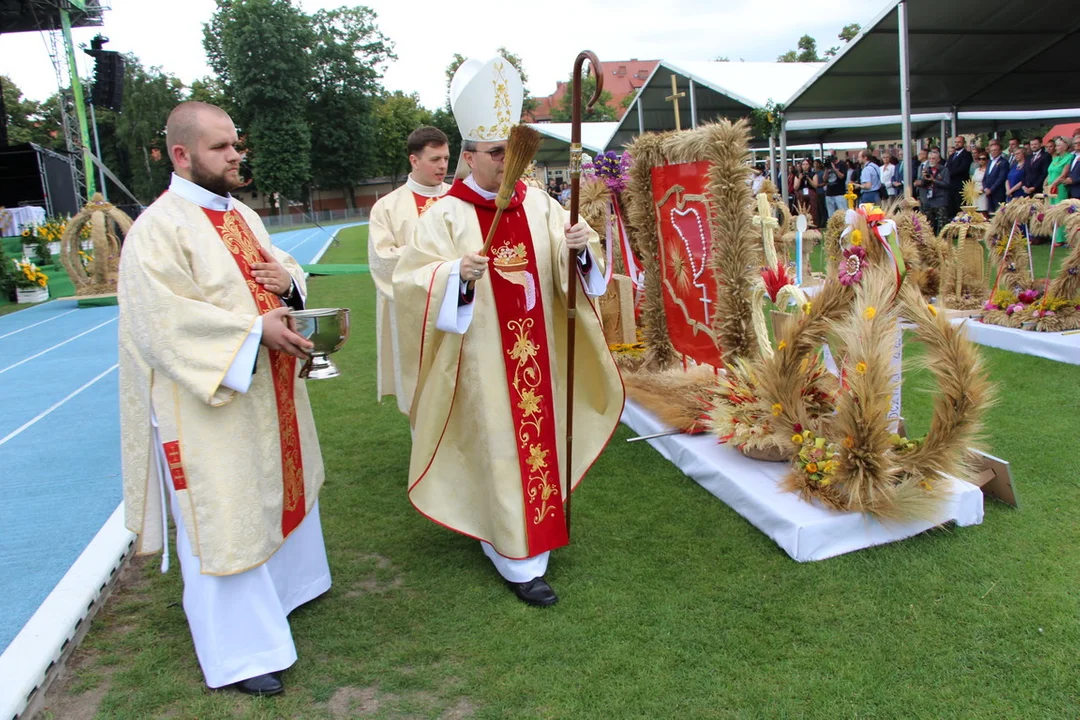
[470,146,506,161]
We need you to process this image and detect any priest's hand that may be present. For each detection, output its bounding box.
[261,306,313,359]
[252,245,294,296]
[461,252,488,282]
[565,221,591,251]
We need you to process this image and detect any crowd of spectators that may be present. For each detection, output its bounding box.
[771,129,1080,242]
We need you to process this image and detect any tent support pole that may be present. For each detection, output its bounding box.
[898,0,913,196]
[689,78,698,128]
[769,134,777,185]
[780,118,789,206]
[637,93,645,136]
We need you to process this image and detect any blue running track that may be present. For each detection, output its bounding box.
[0,220,364,652]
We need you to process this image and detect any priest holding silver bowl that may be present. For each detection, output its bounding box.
[290,307,351,379]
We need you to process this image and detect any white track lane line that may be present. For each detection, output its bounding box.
[276,228,322,254]
[0,316,117,375]
[0,364,118,447]
[0,308,78,340]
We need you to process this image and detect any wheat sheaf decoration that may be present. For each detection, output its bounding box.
[706,210,992,520]
[1024,199,1080,332]
[60,193,133,297]
[939,209,992,310]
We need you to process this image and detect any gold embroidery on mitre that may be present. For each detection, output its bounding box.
[470,61,515,141]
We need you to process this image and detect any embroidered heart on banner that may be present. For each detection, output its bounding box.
[670,206,708,280]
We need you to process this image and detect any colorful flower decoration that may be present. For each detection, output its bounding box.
[794,435,841,487]
[590,150,632,193]
[839,245,867,286]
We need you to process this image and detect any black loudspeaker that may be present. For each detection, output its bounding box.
[91,51,124,111]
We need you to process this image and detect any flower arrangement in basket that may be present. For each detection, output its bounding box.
[12,258,49,303]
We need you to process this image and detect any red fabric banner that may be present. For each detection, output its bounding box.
[650,161,724,367]
[447,180,568,555]
[202,208,307,538]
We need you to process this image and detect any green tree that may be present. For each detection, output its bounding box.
[307,6,394,208]
[110,58,184,202]
[188,76,234,115]
[825,23,862,58]
[778,34,821,63]
[550,73,616,123]
[1,77,64,149]
[373,91,432,185]
[205,0,314,208]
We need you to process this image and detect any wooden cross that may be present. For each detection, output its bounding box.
[665,74,685,131]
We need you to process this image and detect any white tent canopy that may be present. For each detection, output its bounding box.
[528,122,619,166]
[608,61,823,149]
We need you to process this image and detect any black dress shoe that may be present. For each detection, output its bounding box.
[507,576,558,607]
[235,672,284,696]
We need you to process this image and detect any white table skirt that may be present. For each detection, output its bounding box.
[621,399,984,562]
[0,206,46,237]
[952,318,1080,365]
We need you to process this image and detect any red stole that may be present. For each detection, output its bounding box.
[201,207,307,538]
[412,191,440,216]
[446,180,568,553]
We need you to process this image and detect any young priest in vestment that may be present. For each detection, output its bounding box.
[393,57,624,607]
[118,101,328,696]
[368,126,452,413]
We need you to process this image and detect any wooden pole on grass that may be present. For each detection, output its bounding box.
[565,50,603,537]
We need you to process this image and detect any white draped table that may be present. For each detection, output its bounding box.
[0,206,46,237]
[951,318,1080,365]
[621,399,984,562]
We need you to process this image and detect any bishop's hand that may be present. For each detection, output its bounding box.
[565,221,590,251]
[461,252,489,283]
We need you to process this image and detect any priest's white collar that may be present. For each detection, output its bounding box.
[464,174,497,200]
[169,173,233,211]
[406,174,444,197]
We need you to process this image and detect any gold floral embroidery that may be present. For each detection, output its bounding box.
[518,390,541,417]
[527,470,559,525]
[526,444,549,471]
[470,61,514,141]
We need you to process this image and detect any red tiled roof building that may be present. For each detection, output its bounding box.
[526,59,659,122]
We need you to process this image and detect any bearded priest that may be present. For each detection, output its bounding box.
[368,126,451,414]
[117,101,329,696]
[393,57,624,607]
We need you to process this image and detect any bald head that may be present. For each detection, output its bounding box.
[165,101,232,152]
[166,101,242,196]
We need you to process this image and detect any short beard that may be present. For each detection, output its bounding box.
[189,154,239,197]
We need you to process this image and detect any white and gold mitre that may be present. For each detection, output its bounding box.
[450,55,523,143]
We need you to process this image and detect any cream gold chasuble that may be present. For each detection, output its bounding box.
[118,191,324,576]
[369,178,450,413]
[394,181,624,559]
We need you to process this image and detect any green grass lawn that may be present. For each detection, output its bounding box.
[39,225,1080,718]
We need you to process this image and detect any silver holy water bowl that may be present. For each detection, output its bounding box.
[290,308,350,379]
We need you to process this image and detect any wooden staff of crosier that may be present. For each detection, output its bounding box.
[565,50,603,536]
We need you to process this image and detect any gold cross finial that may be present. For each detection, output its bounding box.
[665,74,686,132]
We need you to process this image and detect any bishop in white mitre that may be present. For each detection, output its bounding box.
[118,101,328,696]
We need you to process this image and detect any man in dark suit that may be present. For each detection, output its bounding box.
[1025,137,1051,196]
[1064,135,1080,200]
[944,136,972,218]
[983,139,1009,213]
